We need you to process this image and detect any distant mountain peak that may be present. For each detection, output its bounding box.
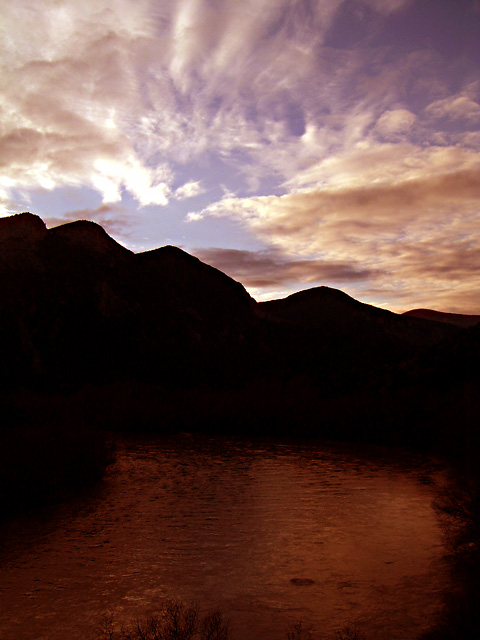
[282,285,359,304]
[141,244,212,261]
[403,308,480,329]
[0,212,47,242]
[48,219,132,258]
[138,243,255,311]
[259,284,373,322]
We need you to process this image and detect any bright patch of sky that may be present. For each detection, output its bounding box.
[1,0,480,312]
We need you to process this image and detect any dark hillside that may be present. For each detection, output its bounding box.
[258,286,458,393]
[260,286,456,347]
[0,213,260,392]
[0,212,478,452]
[404,308,480,328]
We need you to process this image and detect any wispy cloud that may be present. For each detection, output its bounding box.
[425,95,480,124]
[189,150,480,311]
[43,204,133,238]
[0,0,427,208]
[2,0,479,311]
[193,247,379,291]
[174,181,205,201]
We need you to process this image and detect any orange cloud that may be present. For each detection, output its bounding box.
[193,247,380,290]
[190,156,480,312]
[44,204,132,239]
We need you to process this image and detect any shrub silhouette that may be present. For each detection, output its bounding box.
[286,621,314,640]
[420,470,480,639]
[0,422,113,519]
[97,605,367,640]
[335,624,366,640]
[98,603,230,640]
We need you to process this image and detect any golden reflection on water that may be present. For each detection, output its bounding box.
[0,435,447,640]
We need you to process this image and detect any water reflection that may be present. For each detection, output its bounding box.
[0,435,447,640]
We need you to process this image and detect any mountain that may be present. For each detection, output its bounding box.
[0,212,258,390]
[0,212,478,449]
[260,286,456,347]
[403,308,480,328]
[257,286,459,396]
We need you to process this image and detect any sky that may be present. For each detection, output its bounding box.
[1,0,480,312]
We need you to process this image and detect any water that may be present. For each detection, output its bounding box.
[0,434,448,640]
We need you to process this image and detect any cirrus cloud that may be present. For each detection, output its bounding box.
[425,95,480,124]
[193,246,380,289]
[189,145,480,312]
[0,0,435,210]
[2,0,480,312]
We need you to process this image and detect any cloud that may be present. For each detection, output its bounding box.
[189,145,480,312]
[425,95,480,124]
[0,27,172,205]
[192,141,480,228]
[361,0,412,13]
[193,213,480,313]
[174,181,205,201]
[2,1,480,313]
[190,164,480,260]
[1,0,459,209]
[374,109,416,140]
[43,204,133,239]
[193,247,378,291]
[0,0,173,207]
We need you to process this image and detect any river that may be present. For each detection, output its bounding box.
[0,434,448,640]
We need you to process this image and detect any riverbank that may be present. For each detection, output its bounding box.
[419,466,480,639]
[0,420,113,520]
[94,603,365,640]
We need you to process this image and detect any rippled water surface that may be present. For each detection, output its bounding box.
[0,435,448,640]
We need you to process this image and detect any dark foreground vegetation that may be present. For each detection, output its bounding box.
[419,465,480,640]
[94,602,365,640]
[0,415,113,519]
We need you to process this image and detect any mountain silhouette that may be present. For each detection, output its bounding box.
[0,213,260,390]
[0,212,478,449]
[403,308,480,328]
[260,285,455,347]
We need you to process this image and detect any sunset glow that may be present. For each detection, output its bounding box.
[1,0,479,311]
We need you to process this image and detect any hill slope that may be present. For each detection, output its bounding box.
[0,212,478,449]
[403,308,480,328]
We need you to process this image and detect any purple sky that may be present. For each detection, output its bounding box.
[2,0,480,311]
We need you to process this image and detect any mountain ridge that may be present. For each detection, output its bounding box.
[0,212,478,450]
[3,212,478,323]
[403,308,480,328]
